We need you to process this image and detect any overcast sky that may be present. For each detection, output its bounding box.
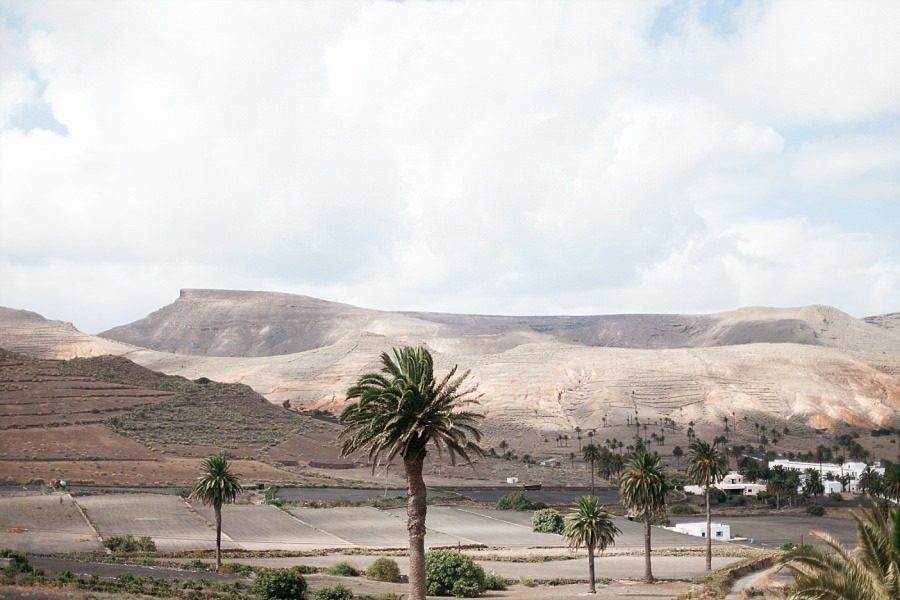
[1,0,899,334]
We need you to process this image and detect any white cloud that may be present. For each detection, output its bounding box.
[0,0,898,332]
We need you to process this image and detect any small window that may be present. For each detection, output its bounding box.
[716,531,724,537]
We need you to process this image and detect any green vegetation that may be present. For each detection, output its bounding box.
[339,346,484,600]
[783,506,899,600]
[189,454,242,571]
[102,535,157,553]
[496,491,534,511]
[483,573,507,591]
[325,561,360,577]
[686,440,728,572]
[424,550,486,597]
[670,503,700,515]
[313,585,354,600]
[805,504,826,516]
[532,508,564,534]
[620,450,667,583]
[562,496,620,594]
[254,566,309,599]
[366,557,402,583]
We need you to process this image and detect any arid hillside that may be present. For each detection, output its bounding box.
[1,290,898,433]
[99,289,900,356]
[0,349,345,486]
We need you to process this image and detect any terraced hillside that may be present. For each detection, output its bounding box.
[0,350,336,485]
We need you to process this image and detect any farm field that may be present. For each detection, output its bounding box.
[77,493,231,552]
[191,503,351,550]
[0,493,101,553]
[289,505,460,548]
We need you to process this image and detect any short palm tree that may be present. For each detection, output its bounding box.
[339,346,484,600]
[686,440,727,571]
[620,450,667,583]
[563,496,621,594]
[783,506,899,600]
[189,454,242,571]
[583,444,602,495]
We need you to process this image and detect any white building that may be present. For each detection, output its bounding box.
[667,521,731,541]
[767,459,884,493]
[683,472,766,497]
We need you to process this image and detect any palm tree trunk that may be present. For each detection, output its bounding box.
[590,460,595,496]
[215,505,222,572]
[588,544,596,593]
[705,483,712,571]
[643,514,654,583]
[405,452,428,600]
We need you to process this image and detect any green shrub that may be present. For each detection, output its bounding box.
[254,567,309,599]
[220,562,252,576]
[0,549,32,576]
[102,535,157,552]
[519,576,535,587]
[728,495,749,507]
[827,492,843,502]
[496,492,534,511]
[366,557,401,583]
[708,488,727,505]
[669,503,700,515]
[194,377,212,385]
[325,561,360,577]
[313,585,353,600]
[780,542,797,551]
[425,550,486,597]
[806,504,826,516]
[185,558,209,571]
[531,508,564,534]
[484,573,507,591]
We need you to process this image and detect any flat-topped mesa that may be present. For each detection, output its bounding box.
[98,289,900,358]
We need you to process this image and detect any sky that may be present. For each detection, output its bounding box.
[1,0,899,334]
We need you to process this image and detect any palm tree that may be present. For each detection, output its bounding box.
[783,506,899,600]
[339,346,484,600]
[563,496,621,594]
[804,468,824,505]
[672,445,684,468]
[686,440,727,571]
[583,444,602,495]
[189,454,242,571]
[620,450,667,583]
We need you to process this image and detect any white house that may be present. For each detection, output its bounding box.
[667,521,731,541]
[767,459,884,493]
[683,472,766,497]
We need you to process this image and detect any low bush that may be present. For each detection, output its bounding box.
[254,566,309,599]
[806,504,826,516]
[728,495,749,507]
[484,573,507,590]
[313,585,353,600]
[827,492,843,502]
[531,508,564,534]
[669,503,700,515]
[220,562,252,576]
[366,557,401,583]
[496,492,534,511]
[0,549,32,576]
[325,561,360,577]
[102,535,157,553]
[425,550,486,597]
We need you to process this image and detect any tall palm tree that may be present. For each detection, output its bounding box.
[583,444,602,495]
[783,506,899,600]
[620,450,667,583]
[686,440,727,571]
[804,468,824,505]
[189,454,242,571]
[563,496,621,594]
[339,346,484,600]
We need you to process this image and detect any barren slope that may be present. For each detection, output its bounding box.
[98,290,900,356]
[2,293,898,433]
